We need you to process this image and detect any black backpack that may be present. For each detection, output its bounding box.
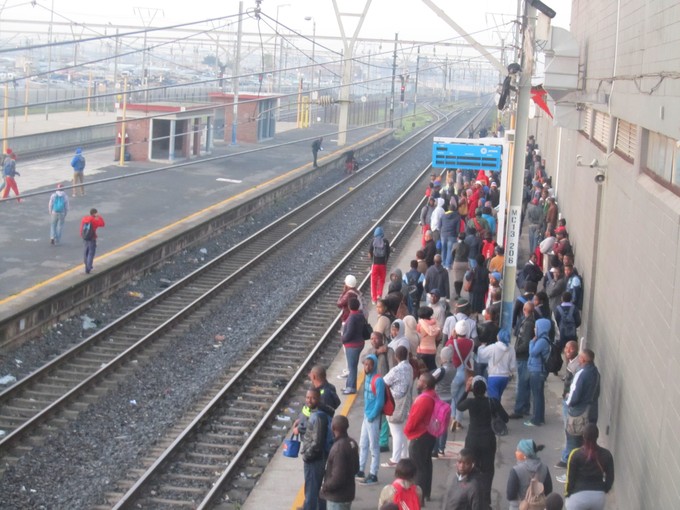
[544,337,563,375]
[405,269,420,299]
[558,305,577,339]
[81,221,95,241]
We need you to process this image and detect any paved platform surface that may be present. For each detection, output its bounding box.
[0,112,385,302]
[242,228,574,510]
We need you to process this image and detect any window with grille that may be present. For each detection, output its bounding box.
[580,107,592,138]
[592,110,610,149]
[614,119,637,163]
[642,129,680,193]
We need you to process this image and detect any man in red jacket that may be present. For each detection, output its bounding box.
[404,372,437,501]
[80,208,105,274]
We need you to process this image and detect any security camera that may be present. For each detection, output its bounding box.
[590,159,599,168]
[594,169,605,184]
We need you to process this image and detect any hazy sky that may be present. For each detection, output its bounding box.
[5,0,572,47]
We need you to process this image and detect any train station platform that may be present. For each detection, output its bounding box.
[241,227,572,510]
[0,119,388,306]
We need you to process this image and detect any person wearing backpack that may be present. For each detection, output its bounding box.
[48,183,70,245]
[1,149,21,202]
[404,372,438,502]
[507,439,553,510]
[80,208,105,274]
[382,346,413,467]
[70,148,86,197]
[378,458,423,510]
[403,260,425,316]
[356,354,385,486]
[554,292,581,348]
[525,318,551,427]
[369,226,391,304]
[456,376,509,508]
[431,346,456,457]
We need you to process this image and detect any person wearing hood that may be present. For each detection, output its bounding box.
[424,255,450,303]
[384,268,406,318]
[429,197,445,246]
[506,439,553,510]
[419,196,436,247]
[526,318,552,427]
[48,183,70,245]
[388,319,411,367]
[369,226,391,304]
[476,329,517,400]
[70,147,86,196]
[402,315,421,355]
[356,354,385,485]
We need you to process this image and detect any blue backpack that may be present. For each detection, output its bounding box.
[53,194,65,213]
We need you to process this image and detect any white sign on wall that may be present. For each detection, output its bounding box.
[505,206,522,268]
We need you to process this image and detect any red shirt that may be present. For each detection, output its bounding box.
[446,336,474,368]
[80,214,105,239]
[404,389,436,440]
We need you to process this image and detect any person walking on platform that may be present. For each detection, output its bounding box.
[80,208,105,274]
[71,148,86,197]
[48,184,69,245]
[1,148,21,202]
[369,227,391,304]
[320,415,360,510]
[311,137,323,168]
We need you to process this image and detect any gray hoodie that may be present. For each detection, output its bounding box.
[48,190,69,215]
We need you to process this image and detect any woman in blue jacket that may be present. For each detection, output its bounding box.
[526,318,551,426]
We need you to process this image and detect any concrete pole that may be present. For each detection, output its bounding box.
[500,2,536,331]
[118,75,128,167]
[337,56,352,145]
[413,46,420,117]
[231,1,243,145]
[389,33,397,128]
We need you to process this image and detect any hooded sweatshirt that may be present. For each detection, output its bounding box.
[528,318,551,373]
[507,458,552,507]
[363,354,385,422]
[388,319,411,357]
[477,340,517,377]
[430,197,445,232]
[403,315,421,354]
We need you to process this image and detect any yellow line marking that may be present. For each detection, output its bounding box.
[290,369,366,510]
[1,131,388,308]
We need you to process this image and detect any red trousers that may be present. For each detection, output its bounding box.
[371,263,387,303]
[2,177,20,201]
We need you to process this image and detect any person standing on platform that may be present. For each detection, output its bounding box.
[80,208,105,274]
[369,227,391,305]
[1,149,20,202]
[48,184,69,245]
[298,388,332,510]
[70,148,86,197]
[443,448,484,510]
[320,415,360,510]
[311,137,323,168]
[356,354,385,486]
[404,372,437,502]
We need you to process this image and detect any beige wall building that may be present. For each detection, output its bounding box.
[529,1,680,508]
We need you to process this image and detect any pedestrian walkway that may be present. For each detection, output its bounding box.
[0,120,387,302]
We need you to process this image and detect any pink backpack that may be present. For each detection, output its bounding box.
[426,393,451,437]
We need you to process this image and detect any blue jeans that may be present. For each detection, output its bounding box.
[359,415,381,477]
[433,428,448,454]
[50,212,66,243]
[487,376,509,400]
[83,239,97,273]
[326,503,351,510]
[468,257,477,269]
[303,457,326,510]
[344,346,362,392]
[450,366,466,422]
[514,360,530,415]
[529,371,546,425]
[441,234,456,268]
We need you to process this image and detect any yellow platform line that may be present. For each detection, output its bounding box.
[1,132,387,308]
[290,370,366,510]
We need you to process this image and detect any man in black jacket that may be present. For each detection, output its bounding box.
[320,415,360,508]
[298,388,331,510]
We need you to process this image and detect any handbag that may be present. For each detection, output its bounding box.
[489,399,508,436]
[282,433,300,458]
[566,407,589,436]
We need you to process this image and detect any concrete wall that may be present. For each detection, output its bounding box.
[529,1,680,507]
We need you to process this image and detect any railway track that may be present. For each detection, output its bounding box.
[0,103,463,472]
[101,105,493,509]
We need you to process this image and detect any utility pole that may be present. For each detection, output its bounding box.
[413,46,420,117]
[45,0,54,120]
[231,1,243,145]
[500,2,536,331]
[134,7,163,104]
[389,33,397,128]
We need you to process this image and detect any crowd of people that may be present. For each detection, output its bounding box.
[291,136,614,510]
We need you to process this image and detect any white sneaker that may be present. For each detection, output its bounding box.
[337,373,348,379]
